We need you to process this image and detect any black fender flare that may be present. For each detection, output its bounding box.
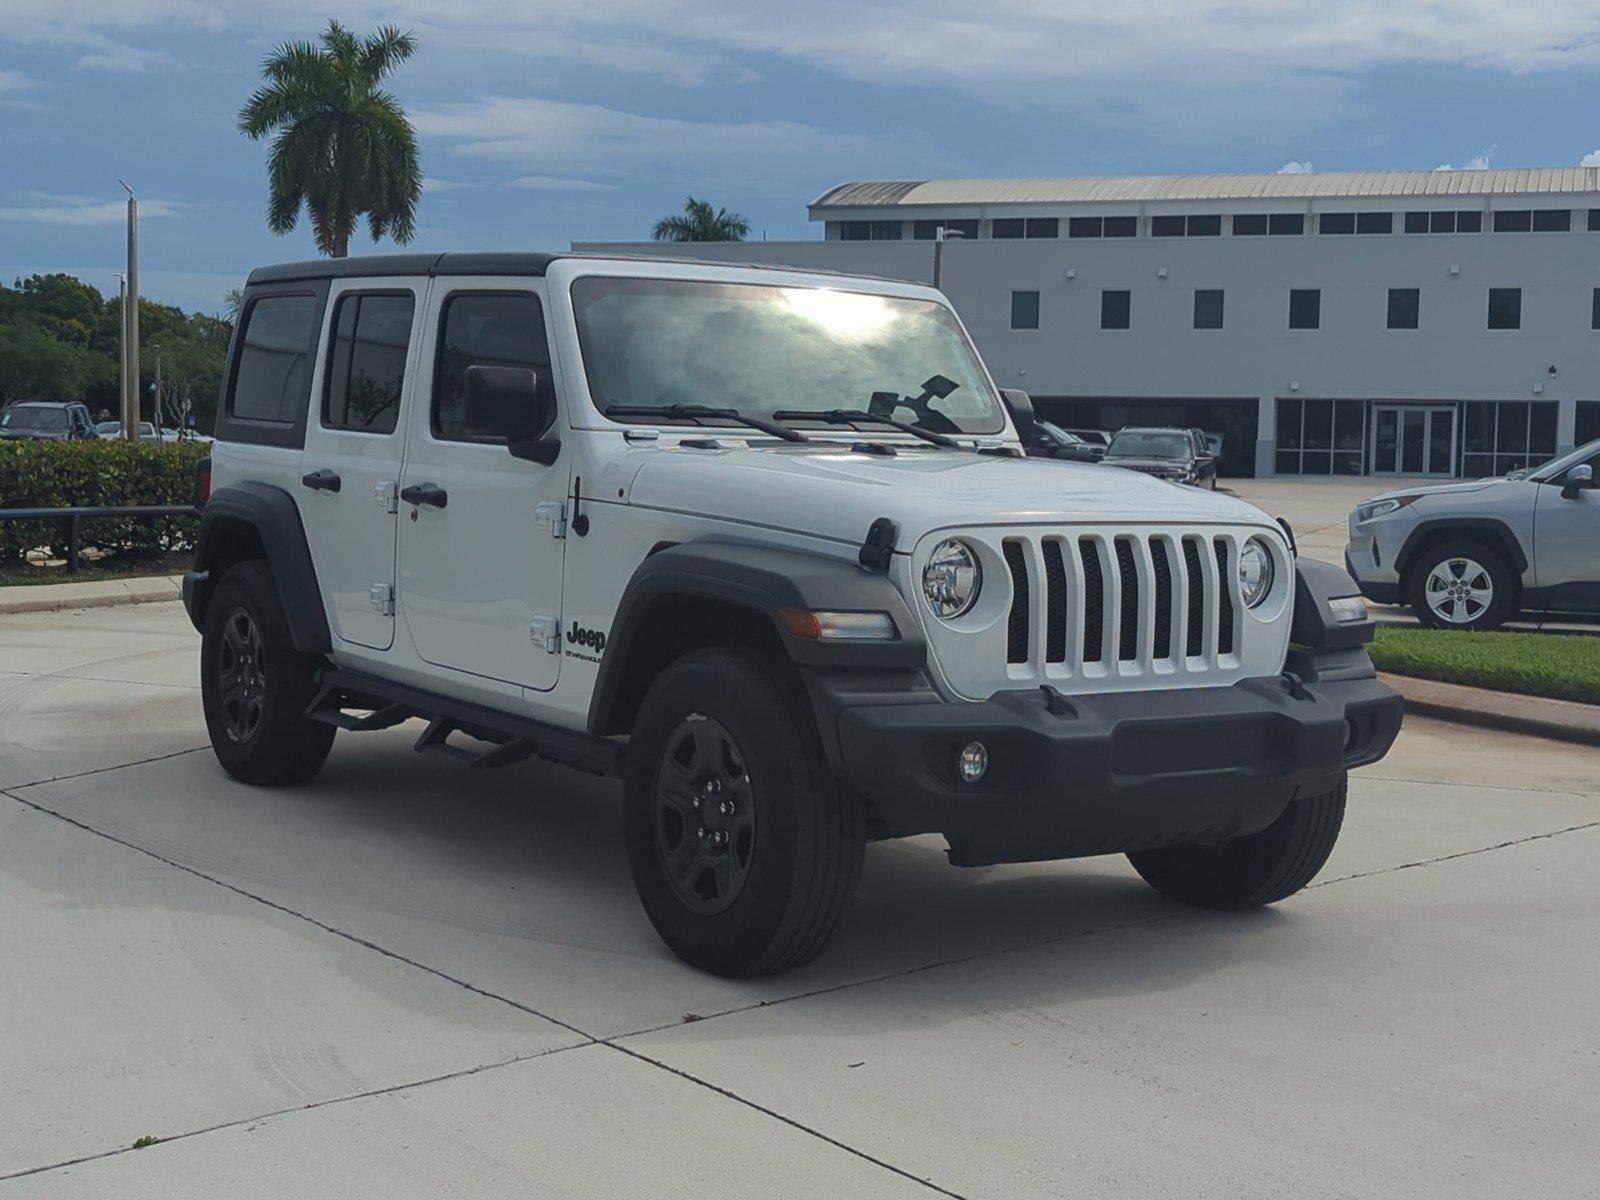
[1290,557,1374,653]
[184,482,331,653]
[587,541,926,738]
[1394,517,1528,581]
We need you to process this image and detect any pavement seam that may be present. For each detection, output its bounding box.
[0,1045,582,1184]
[0,668,200,691]
[1309,819,1600,888]
[3,745,209,791]
[1358,771,1600,800]
[0,788,965,1197]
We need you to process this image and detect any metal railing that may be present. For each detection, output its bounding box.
[0,504,198,574]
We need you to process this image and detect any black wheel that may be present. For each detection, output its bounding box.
[1127,775,1346,909]
[200,560,335,785]
[1404,539,1515,630]
[624,648,863,976]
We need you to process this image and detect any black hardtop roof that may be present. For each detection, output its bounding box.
[245,250,899,287]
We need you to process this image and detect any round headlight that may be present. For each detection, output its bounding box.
[922,539,982,620]
[1238,537,1276,609]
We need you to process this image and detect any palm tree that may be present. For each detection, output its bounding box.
[652,197,751,242]
[238,21,421,258]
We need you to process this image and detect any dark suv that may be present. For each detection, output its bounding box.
[0,401,99,441]
[1103,426,1217,488]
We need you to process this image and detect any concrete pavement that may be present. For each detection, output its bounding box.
[1,601,1596,1197]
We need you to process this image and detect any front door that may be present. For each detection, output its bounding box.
[396,283,568,691]
[1532,451,1600,611]
[298,281,423,650]
[1373,405,1456,475]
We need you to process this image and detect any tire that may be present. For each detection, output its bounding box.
[624,648,864,977]
[1404,539,1515,630]
[200,560,335,786]
[1127,775,1346,909]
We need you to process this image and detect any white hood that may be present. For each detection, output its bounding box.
[627,443,1278,546]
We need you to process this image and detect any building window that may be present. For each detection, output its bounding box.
[839,220,900,240]
[1187,215,1221,236]
[1457,210,1483,232]
[1101,290,1131,330]
[1404,211,1430,233]
[1193,289,1224,330]
[1487,288,1521,330]
[1068,217,1101,239]
[1232,214,1267,236]
[993,218,1025,239]
[1577,401,1600,446]
[1320,213,1355,235]
[1589,210,1600,233]
[912,219,979,240]
[1357,212,1393,234]
[1592,288,1600,331]
[1275,398,1366,475]
[1387,288,1420,330]
[1233,213,1305,235]
[1269,213,1305,236]
[870,220,902,240]
[1025,217,1059,238]
[1152,215,1185,238]
[1462,400,1559,476]
[1289,289,1321,330]
[1533,209,1572,232]
[1155,214,1222,237]
[1011,290,1040,330]
[1104,216,1137,238]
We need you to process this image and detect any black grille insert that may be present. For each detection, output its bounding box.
[1150,539,1173,660]
[1043,540,1068,663]
[1003,540,1029,664]
[1214,539,1235,655]
[1078,538,1104,663]
[1114,537,1139,661]
[1183,537,1205,658]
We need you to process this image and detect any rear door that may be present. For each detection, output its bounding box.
[395,282,569,690]
[298,279,425,651]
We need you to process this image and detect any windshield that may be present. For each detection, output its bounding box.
[1529,437,1600,482]
[570,277,1004,435]
[1,406,66,431]
[1107,431,1189,459]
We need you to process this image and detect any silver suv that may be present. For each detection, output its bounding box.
[1345,438,1600,629]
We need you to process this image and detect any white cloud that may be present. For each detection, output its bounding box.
[1435,148,1496,171]
[416,97,942,194]
[1581,150,1600,167]
[421,178,471,193]
[508,176,620,193]
[0,69,48,109]
[0,192,186,226]
[1277,160,1314,174]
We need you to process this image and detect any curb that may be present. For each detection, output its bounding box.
[0,574,184,616]
[1379,671,1600,749]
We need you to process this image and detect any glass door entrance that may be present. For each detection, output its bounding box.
[1372,405,1457,475]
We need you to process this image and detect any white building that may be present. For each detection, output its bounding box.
[579,168,1600,477]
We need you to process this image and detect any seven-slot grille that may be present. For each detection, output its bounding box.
[1002,531,1242,674]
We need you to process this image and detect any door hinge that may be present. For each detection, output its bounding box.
[369,583,395,616]
[374,480,399,514]
[529,615,561,653]
[535,501,567,539]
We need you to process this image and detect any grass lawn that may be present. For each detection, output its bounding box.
[1370,626,1600,706]
[0,551,189,588]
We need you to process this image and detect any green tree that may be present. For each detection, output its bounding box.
[651,196,751,242]
[237,20,422,258]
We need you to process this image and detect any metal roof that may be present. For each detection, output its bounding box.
[810,168,1600,210]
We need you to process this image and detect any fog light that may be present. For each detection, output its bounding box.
[956,741,988,784]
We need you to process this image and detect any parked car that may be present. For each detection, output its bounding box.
[1063,428,1110,458]
[0,400,99,440]
[93,420,189,442]
[1026,418,1102,463]
[1346,437,1600,629]
[183,250,1400,977]
[1103,426,1217,488]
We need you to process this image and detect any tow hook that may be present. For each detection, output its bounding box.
[1040,684,1078,717]
[1281,671,1310,702]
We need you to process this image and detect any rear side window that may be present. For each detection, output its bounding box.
[323,292,414,434]
[230,294,320,423]
[433,293,554,442]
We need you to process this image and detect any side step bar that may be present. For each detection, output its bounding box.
[306,667,626,778]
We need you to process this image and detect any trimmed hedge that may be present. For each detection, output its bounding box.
[1371,626,1600,706]
[0,439,207,564]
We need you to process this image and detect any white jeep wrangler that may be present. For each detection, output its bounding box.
[185,252,1402,976]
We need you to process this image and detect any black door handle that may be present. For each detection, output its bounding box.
[301,468,341,493]
[400,482,448,509]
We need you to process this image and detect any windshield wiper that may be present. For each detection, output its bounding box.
[601,404,808,443]
[770,408,959,449]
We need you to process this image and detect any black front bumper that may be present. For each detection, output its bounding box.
[824,670,1402,867]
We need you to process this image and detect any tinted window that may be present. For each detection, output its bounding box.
[433,293,553,442]
[1152,215,1185,238]
[1103,216,1137,238]
[1456,210,1482,232]
[870,220,902,241]
[1532,209,1571,232]
[1404,211,1430,233]
[993,218,1025,239]
[1320,213,1355,235]
[1011,290,1040,330]
[1493,210,1533,233]
[1,406,66,431]
[1387,288,1420,330]
[1024,217,1058,239]
[912,219,978,240]
[839,221,870,241]
[1487,288,1521,330]
[1193,289,1224,330]
[323,293,413,434]
[1186,214,1221,236]
[1068,217,1102,239]
[231,294,319,423]
[1356,211,1393,234]
[1429,211,1457,233]
[1590,210,1600,233]
[1592,288,1600,331]
[1289,289,1321,330]
[1232,214,1268,235]
[1101,290,1131,330]
[1269,213,1304,236]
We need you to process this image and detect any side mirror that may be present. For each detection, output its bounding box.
[1561,462,1594,500]
[999,388,1036,447]
[463,365,559,465]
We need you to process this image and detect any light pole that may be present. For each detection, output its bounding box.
[119,180,140,440]
[116,272,127,427]
[931,225,964,291]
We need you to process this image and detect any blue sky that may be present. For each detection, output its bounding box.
[6,2,1600,313]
